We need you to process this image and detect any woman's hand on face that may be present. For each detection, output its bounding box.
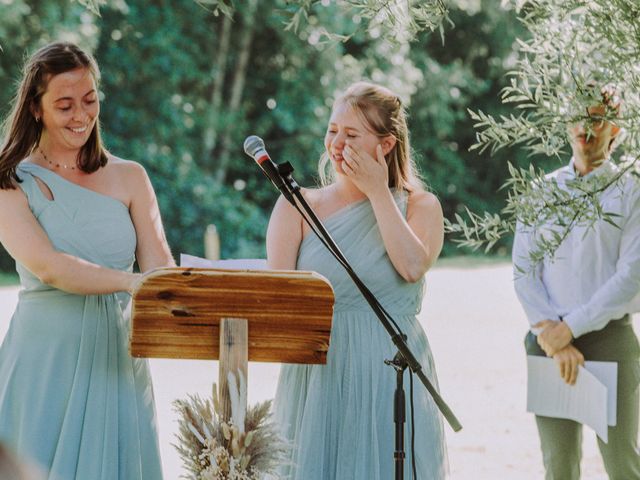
[342,143,389,197]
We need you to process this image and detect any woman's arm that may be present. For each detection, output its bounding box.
[266,194,304,270]
[124,161,176,271]
[0,186,139,294]
[369,188,443,282]
[343,143,443,282]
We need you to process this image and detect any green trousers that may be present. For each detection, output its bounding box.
[525,317,640,480]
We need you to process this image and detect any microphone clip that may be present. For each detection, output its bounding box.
[277,161,299,199]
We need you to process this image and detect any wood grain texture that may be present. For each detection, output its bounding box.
[130,268,334,364]
[218,318,248,426]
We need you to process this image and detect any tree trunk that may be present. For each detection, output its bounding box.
[203,13,232,169]
[215,0,259,184]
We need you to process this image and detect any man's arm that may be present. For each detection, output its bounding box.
[563,188,640,338]
[513,221,561,328]
[513,221,585,382]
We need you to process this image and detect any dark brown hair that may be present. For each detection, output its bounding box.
[319,81,423,192]
[0,41,108,189]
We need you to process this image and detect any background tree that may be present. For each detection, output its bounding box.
[0,0,528,272]
[408,1,532,255]
[447,0,640,264]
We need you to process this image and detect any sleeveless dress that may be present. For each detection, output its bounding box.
[274,191,447,479]
[0,163,163,480]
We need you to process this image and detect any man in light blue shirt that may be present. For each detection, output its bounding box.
[513,90,640,480]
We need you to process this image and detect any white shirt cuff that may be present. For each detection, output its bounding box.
[563,309,587,338]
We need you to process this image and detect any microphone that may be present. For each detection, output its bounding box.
[243,135,293,202]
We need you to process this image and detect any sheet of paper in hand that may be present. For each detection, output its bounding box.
[526,356,617,443]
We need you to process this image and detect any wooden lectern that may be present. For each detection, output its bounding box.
[130,267,334,425]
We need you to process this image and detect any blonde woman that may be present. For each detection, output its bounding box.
[267,82,447,479]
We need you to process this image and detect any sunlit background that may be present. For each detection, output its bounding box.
[0,0,551,271]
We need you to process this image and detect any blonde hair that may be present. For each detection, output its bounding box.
[319,81,424,191]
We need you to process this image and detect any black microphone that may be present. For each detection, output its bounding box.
[243,135,293,202]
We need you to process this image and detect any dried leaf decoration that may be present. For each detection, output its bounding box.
[173,382,288,479]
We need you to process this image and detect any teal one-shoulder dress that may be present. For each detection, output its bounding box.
[274,191,447,479]
[0,163,163,479]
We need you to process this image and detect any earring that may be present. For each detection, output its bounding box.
[35,116,40,123]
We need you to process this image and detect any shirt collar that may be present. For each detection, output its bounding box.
[566,157,615,180]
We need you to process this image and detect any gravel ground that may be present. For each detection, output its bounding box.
[2,263,633,479]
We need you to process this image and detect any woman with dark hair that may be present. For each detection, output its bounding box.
[0,42,174,479]
[267,82,447,479]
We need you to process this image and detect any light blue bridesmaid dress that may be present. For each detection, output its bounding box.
[0,163,163,479]
[274,191,447,479]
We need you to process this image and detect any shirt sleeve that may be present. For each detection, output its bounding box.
[564,187,640,337]
[512,221,561,329]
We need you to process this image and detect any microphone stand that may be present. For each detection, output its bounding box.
[273,160,462,479]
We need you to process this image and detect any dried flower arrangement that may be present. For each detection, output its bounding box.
[173,381,287,480]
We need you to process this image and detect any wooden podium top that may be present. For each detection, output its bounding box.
[130,268,334,364]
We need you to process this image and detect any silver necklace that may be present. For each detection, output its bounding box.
[39,147,76,170]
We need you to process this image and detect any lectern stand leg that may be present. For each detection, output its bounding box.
[218,317,248,432]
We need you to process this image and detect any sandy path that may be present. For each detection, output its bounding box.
[1,264,628,479]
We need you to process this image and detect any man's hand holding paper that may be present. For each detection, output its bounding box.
[552,344,585,385]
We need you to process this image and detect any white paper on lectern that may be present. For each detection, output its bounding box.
[180,253,267,270]
[526,356,610,442]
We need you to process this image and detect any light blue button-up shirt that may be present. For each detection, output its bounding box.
[513,158,640,338]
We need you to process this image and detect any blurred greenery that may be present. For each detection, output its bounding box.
[447,0,640,263]
[434,254,511,270]
[0,0,535,272]
[0,272,18,286]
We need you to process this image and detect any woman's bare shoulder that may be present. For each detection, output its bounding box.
[409,189,440,206]
[108,155,145,173]
[1,160,33,199]
[271,186,328,224]
[407,189,442,215]
[106,155,149,185]
[0,178,29,209]
[301,185,332,208]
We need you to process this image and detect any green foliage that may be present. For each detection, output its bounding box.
[472,0,640,158]
[0,272,19,286]
[450,0,640,262]
[283,0,450,44]
[408,1,531,256]
[73,0,107,15]
[0,0,529,271]
[94,0,268,259]
[193,0,235,19]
